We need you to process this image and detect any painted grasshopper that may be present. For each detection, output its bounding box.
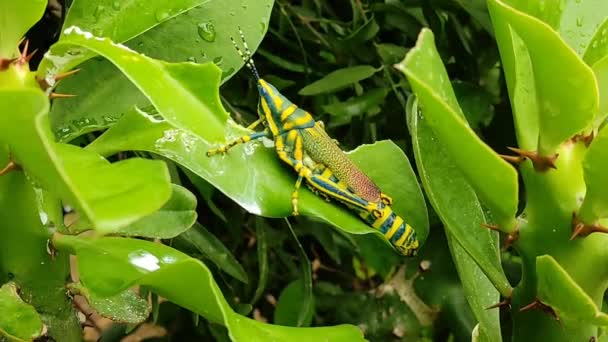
[207,29,419,256]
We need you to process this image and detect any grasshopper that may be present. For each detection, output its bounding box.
[207,29,419,256]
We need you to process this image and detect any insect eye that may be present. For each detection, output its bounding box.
[372,209,383,219]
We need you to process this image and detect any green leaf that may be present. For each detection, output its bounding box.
[375,43,408,66]
[177,223,248,284]
[0,88,171,234]
[0,282,44,341]
[0,0,46,58]
[592,56,608,127]
[87,107,427,254]
[53,0,208,70]
[57,29,424,253]
[274,279,314,327]
[452,81,495,131]
[397,28,518,231]
[114,184,197,238]
[453,0,494,35]
[298,66,378,96]
[251,218,269,304]
[408,97,510,306]
[578,125,608,222]
[47,0,273,141]
[69,283,150,324]
[488,0,598,154]
[536,255,608,325]
[53,234,366,341]
[0,149,81,341]
[583,17,608,66]
[322,88,389,127]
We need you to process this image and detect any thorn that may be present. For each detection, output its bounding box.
[0,58,17,71]
[24,48,38,63]
[37,69,82,90]
[502,230,520,251]
[486,298,511,310]
[15,40,35,65]
[54,68,81,82]
[0,155,20,176]
[481,223,500,231]
[506,147,558,172]
[572,132,595,147]
[570,213,608,240]
[499,153,525,165]
[519,298,561,324]
[49,92,77,100]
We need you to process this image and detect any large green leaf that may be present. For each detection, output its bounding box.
[489,11,539,150]
[0,149,81,341]
[53,28,425,252]
[0,282,44,341]
[46,0,273,141]
[408,97,509,336]
[53,234,366,341]
[536,255,608,325]
[69,283,150,324]
[397,28,518,231]
[488,0,598,154]
[112,184,197,238]
[177,223,248,284]
[298,65,379,96]
[578,125,608,223]
[0,88,171,233]
[0,0,46,58]
[583,18,608,66]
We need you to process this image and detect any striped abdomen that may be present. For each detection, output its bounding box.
[306,163,419,256]
[301,123,382,203]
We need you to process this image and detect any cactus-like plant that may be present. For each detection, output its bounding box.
[397,0,608,340]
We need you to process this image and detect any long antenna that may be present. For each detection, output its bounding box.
[230,26,260,82]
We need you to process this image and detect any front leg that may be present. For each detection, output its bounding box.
[275,131,310,215]
[206,130,270,156]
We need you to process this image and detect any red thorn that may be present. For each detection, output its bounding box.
[570,213,608,240]
[0,58,17,71]
[519,298,561,324]
[15,40,33,65]
[49,93,77,100]
[54,68,81,82]
[481,223,500,231]
[572,132,595,147]
[0,155,20,176]
[499,153,525,165]
[502,230,520,251]
[506,147,558,172]
[486,298,511,310]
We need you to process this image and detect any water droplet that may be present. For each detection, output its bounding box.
[260,22,266,33]
[197,22,216,42]
[242,4,248,9]
[576,17,583,27]
[187,56,197,63]
[213,56,223,65]
[112,1,120,10]
[200,49,207,58]
[155,10,169,22]
[230,11,235,16]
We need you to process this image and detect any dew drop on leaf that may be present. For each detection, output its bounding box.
[155,10,170,22]
[213,56,223,65]
[187,56,197,63]
[197,22,216,42]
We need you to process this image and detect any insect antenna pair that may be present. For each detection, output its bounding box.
[230,27,260,82]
